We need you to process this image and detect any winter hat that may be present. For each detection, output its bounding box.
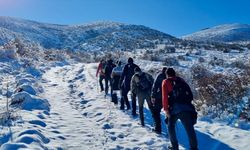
[128,57,133,64]
[162,67,167,73]
[166,68,176,77]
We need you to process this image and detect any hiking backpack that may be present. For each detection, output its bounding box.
[136,73,152,91]
[168,77,193,106]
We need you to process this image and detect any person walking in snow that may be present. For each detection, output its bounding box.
[162,68,198,150]
[104,59,116,96]
[151,67,167,134]
[110,61,123,104]
[96,59,106,92]
[119,57,139,113]
[131,67,154,126]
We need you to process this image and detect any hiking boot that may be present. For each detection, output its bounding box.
[132,113,137,117]
[168,146,179,150]
[138,122,145,127]
[120,106,124,110]
[152,128,161,134]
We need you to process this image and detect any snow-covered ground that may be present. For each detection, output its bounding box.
[1,62,250,150]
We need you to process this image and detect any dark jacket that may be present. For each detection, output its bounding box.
[104,60,116,79]
[119,62,139,90]
[151,72,166,100]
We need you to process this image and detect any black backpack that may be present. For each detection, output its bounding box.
[168,77,193,106]
[136,73,152,91]
[105,63,115,77]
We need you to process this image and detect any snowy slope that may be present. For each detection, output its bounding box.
[0,16,177,51]
[182,23,250,43]
[1,61,250,149]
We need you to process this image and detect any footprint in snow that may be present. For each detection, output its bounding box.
[102,123,113,129]
[110,136,117,141]
[121,123,132,127]
[82,112,88,116]
[80,100,88,105]
[68,84,74,89]
[37,114,46,119]
[51,130,61,134]
[19,129,50,144]
[94,112,102,117]
[96,117,105,122]
[57,136,66,140]
[28,120,47,127]
[51,83,58,87]
[43,110,50,115]
[78,68,84,74]
[50,112,59,115]
[78,92,84,97]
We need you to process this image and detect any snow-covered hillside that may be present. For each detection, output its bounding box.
[0,16,177,51]
[1,59,250,149]
[182,23,250,43]
[1,17,250,150]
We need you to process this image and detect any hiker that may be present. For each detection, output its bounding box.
[131,67,154,126]
[104,59,116,96]
[151,67,167,134]
[162,68,198,150]
[111,61,123,104]
[119,57,139,113]
[96,59,106,92]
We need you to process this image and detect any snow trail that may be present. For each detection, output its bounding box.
[41,64,106,149]
[40,63,168,149]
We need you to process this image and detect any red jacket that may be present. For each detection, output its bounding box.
[96,63,105,77]
[162,76,177,111]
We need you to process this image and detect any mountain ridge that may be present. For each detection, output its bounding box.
[182,23,250,43]
[0,16,177,51]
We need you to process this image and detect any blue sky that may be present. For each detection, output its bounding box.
[0,0,250,37]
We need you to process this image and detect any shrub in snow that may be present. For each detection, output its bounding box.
[191,64,250,124]
[247,43,250,50]
[195,73,248,105]
[223,48,230,53]
[194,50,202,55]
[198,57,205,63]
[241,67,250,84]
[163,57,179,66]
[0,49,16,60]
[191,65,212,80]
[209,57,224,66]
[229,60,249,69]
[164,46,176,53]
[140,53,159,61]
[10,92,50,111]
[177,55,191,61]
[16,84,36,95]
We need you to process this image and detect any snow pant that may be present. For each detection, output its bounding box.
[99,75,105,91]
[105,77,112,95]
[151,100,162,132]
[120,87,135,110]
[137,91,154,126]
[168,111,198,150]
